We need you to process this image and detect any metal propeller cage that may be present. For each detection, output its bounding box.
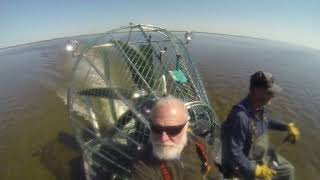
[67,23,220,179]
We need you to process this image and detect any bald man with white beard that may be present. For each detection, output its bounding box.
[131,96,222,180]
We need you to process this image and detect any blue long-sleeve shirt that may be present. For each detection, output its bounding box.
[221,96,288,178]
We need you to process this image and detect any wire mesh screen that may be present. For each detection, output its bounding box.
[67,24,220,179]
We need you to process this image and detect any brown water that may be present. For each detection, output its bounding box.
[0,34,319,179]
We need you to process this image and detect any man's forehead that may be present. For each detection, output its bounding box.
[154,107,178,118]
[152,104,187,123]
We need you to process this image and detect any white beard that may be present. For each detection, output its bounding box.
[150,133,188,160]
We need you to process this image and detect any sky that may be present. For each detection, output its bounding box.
[1,0,320,50]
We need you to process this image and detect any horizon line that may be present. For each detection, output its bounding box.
[1,30,319,51]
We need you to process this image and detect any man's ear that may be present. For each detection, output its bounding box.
[186,121,190,128]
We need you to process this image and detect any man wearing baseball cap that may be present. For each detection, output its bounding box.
[221,71,300,180]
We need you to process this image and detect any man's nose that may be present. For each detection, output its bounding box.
[160,131,170,142]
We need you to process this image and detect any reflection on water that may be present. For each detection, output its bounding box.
[0,34,319,179]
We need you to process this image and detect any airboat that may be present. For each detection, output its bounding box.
[66,23,221,179]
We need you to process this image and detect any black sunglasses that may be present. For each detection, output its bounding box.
[267,90,274,97]
[150,122,187,136]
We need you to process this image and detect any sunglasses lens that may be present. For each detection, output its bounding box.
[267,91,274,97]
[150,123,186,136]
[165,125,184,136]
[150,125,163,134]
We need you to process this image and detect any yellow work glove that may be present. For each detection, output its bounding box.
[255,164,276,180]
[288,122,300,144]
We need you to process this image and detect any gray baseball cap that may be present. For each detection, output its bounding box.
[250,71,282,95]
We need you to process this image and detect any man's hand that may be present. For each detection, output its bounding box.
[288,122,300,144]
[255,164,277,180]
